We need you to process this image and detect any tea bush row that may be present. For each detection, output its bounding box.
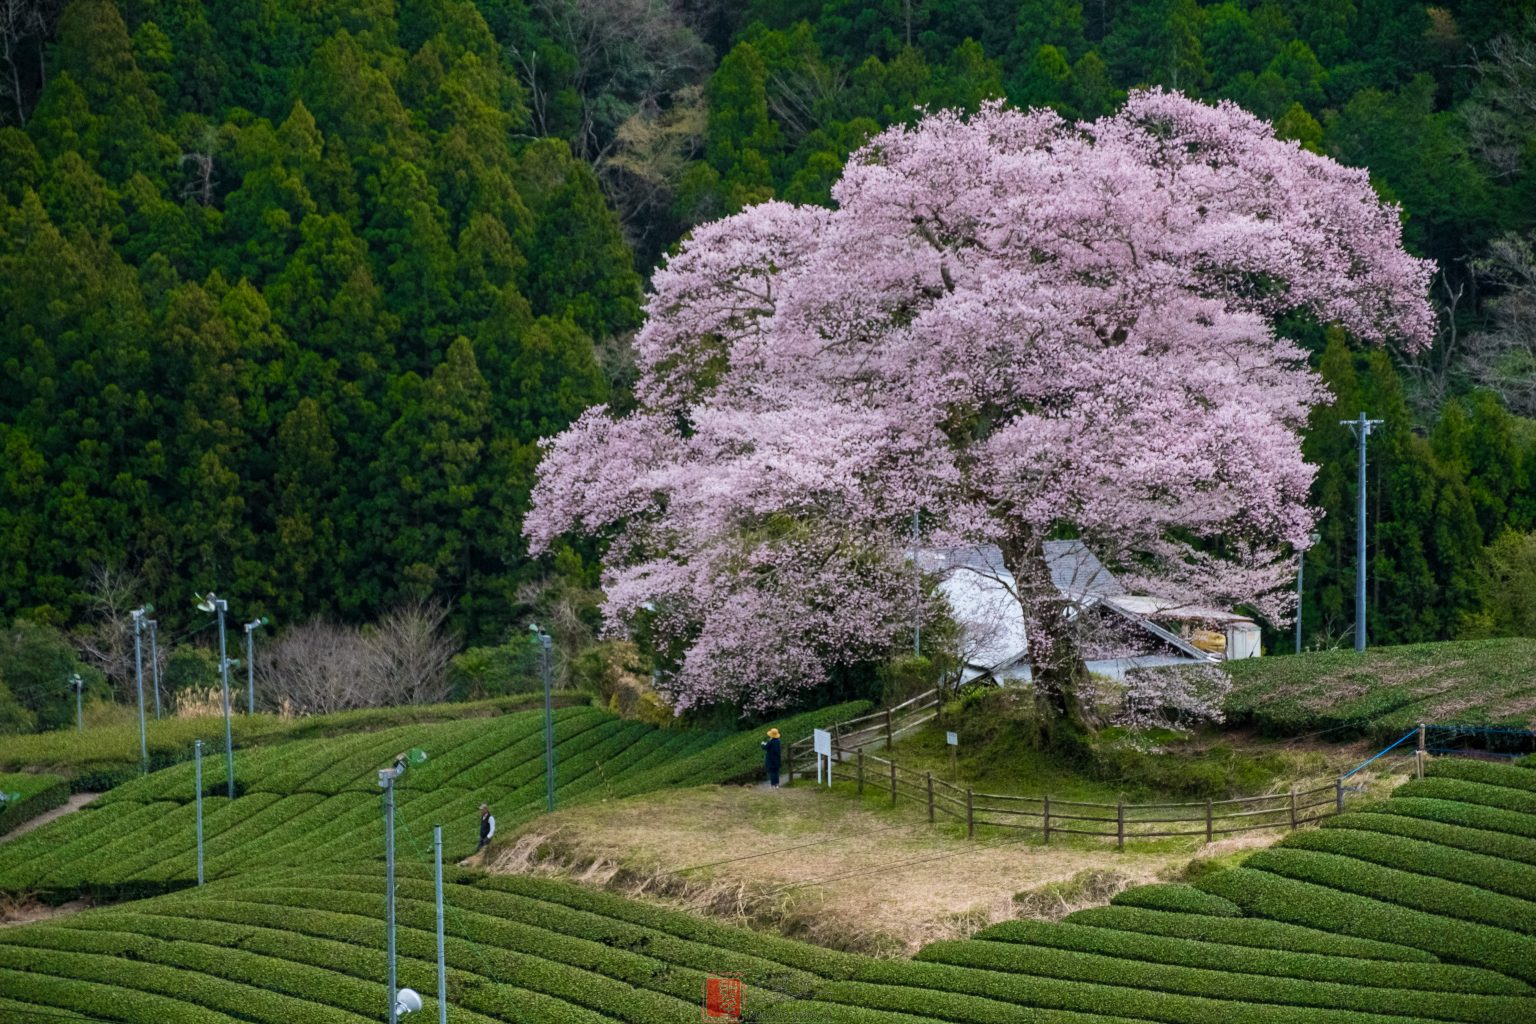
[0,772,68,834]
[967,919,1526,995]
[1108,882,1242,916]
[913,936,1521,1021]
[1197,867,1536,983]
[1281,827,1536,901]
[1320,811,1536,865]
[1052,906,1434,962]
[1242,848,1536,935]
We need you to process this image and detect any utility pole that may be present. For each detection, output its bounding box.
[131,605,153,773]
[197,594,235,797]
[147,619,161,719]
[531,624,555,812]
[243,617,268,715]
[194,739,204,886]
[1295,531,1320,655]
[434,825,447,1024]
[1340,413,1383,652]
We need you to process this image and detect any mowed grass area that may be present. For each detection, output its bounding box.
[0,757,1533,1023]
[493,783,1283,955]
[1225,638,1536,741]
[0,702,868,900]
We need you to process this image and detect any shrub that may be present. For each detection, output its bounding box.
[1427,759,1536,793]
[1367,796,1536,839]
[449,632,543,699]
[1109,883,1242,916]
[1055,906,1435,962]
[966,919,1526,995]
[1282,826,1536,900]
[1320,811,1536,866]
[0,619,103,732]
[914,937,1525,1020]
[1243,847,1536,935]
[843,965,1459,1024]
[1393,777,1536,814]
[1197,867,1536,983]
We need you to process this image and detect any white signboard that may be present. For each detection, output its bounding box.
[946,731,958,746]
[813,729,833,786]
[813,729,833,757]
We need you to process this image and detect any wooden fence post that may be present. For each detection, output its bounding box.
[1205,798,1213,844]
[890,758,897,807]
[1116,800,1125,850]
[885,708,894,748]
[1335,776,1344,814]
[926,772,935,823]
[857,750,865,796]
[1043,795,1051,844]
[1289,785,1298,830]
[966,789,974,840]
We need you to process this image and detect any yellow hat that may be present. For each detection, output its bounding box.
[766,728,780,738]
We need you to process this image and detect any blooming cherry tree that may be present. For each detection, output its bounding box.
[527,90,1434,725]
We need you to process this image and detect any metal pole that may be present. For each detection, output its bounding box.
[218,600,234,798]
[72,674,82,732]
[133,610,147,773]
[246,625,255,715]
[541,632,555,813]
[1341,412,1381,652]
[383,771,398,1024]
[435,824,447,1024]
[195,740,205,886]
[148,621,161,719]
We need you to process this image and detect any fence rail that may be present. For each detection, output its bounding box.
[791,744,1354,848]
[785,694,1441,848]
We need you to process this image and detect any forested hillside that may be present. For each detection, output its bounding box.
[1,0,1534,709]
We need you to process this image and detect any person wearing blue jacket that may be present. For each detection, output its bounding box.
[761,728,782,788]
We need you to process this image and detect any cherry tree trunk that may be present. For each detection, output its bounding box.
[998,533,1092,745]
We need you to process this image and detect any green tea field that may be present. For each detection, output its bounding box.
[1,728,1533,1023]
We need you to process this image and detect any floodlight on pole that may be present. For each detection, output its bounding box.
[131,604,153,774]
[1295,531,1321,656]
[530,623,555,812]
[69,673,84,732]
[396,989,423,1016]
[1340,413,1383,653]
[146,619,161,719]
[195,592,235,797]
[377,749,426,1024]
[243,617,268,715]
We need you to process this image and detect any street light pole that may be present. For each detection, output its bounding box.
[197,593,235,798]
[69,673,83,732]
[531,624,555,812]
[131,605,152,773]
[1295,531,1320,655]
[147,619,161,719]
[379,763,402,1024]
[243,617,268,715]
[1340,413,1383,653]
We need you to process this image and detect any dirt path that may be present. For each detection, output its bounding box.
[492,785,1287,955]
[0,792,100,845]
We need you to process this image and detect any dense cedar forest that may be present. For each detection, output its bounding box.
[1,0,1535,720]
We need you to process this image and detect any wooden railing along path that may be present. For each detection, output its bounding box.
[791,744,1342,849]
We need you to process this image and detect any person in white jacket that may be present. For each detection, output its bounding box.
[478,803,496,851]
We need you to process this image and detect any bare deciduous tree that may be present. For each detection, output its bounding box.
[71,564,145,701]
[0,0,58,128]
[1465,231,1536,416]
[364,599,457,705]
[1462,22,1536,182]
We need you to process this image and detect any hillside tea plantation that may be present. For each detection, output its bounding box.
[1,728,1534,1022]
[0,702,869,900]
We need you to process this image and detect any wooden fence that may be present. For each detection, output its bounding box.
[786,688,939,766]
[789,744,1344,849]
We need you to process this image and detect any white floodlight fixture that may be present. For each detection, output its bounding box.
[396,988,423,1015]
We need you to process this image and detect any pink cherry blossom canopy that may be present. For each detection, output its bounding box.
[527,90,1434,714]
